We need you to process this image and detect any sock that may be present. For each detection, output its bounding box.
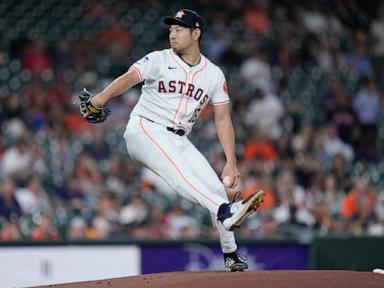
[217,203,230,222]
[224,251,237,260]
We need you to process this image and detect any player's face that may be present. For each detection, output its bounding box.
[169,25,194,53]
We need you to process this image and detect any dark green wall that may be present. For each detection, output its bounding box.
[310,237,384,271]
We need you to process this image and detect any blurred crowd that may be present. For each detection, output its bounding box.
[0,0,383,242]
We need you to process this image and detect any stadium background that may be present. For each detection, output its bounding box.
[0,0,383,286]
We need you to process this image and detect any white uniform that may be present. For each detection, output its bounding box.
[124,48,237,253]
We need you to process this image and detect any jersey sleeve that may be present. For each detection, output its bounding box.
[210,69,230,106]
[129,51,160,82]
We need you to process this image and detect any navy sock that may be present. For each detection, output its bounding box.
[217,203,230,222]
[224,252,237,259]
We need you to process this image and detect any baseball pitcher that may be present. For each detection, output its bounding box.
[79,9,265,272]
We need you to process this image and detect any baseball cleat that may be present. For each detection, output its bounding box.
[224,253,248,272]
[218,190,265,231]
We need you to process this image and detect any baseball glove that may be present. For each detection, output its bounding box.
[78,88,110,123]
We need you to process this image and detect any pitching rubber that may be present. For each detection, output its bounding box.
[373,268,384,274]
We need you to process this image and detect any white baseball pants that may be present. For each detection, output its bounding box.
[123,115,237,253]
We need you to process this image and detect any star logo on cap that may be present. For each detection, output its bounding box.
[175,10,185,18]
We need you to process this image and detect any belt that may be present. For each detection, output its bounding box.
[141,116,185,136]
[166,127,185,136]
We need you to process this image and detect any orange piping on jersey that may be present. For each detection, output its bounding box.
[139,117,221,207]
[169,49,188,129]
[182,57,208,119]
[130,66,143,82]
[210,100,230,105]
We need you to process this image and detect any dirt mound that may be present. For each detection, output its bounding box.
[36,270,383,288]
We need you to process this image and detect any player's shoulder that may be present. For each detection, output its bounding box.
[135,50,168,66]
[148,49,173,57]
[203,55,224,73]
[146,49,175,61]
[141,50,163,59]
[202,54,226,78]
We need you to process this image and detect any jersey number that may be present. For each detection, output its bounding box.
[188,108,201,123]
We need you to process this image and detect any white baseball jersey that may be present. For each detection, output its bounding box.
[123,48,237,253]
[129,48,229,134]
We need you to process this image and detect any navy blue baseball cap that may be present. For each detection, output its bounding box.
[164,9,203,30]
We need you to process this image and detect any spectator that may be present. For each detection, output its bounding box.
[291,124,314,154]
[240,49,273,92]
[67,217,88,240]
[1,138,33,181]
[83,129,111,161]
[207,20,231,63]
[15,177,51,215]
[341,178,369,218]
[120,195,149,226]
[0,219,21,241]
[147,204,170,239]
[322,173,344,217]
[0,179,22,220]
[321,124,354,165]
[273,170,315,231]
[343,30,373,77]
[243,129,278,163]
[326,88,358,145]
[245,82,284,139]
[243,0,272,34]
[21,35,53,76]
[87,216,113,240]
[30,215,60,240]
[167,207,199,239]
[370,5,384,58]
[353,77,381,161]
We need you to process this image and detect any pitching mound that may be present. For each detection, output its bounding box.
[36,270,383,288]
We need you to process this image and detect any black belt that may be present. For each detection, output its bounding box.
[167,127,185,136]
[141,116,185,136]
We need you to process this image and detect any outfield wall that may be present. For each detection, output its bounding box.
[310,236,384,271]
[0,237,383,287]
[0,245,140,287]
